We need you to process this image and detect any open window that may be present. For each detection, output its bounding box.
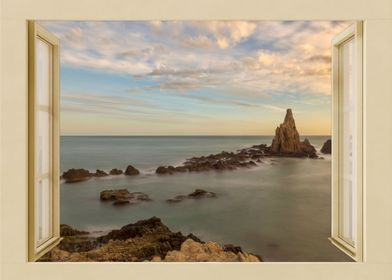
[28,22,61,261]
[26,20,364,262]
[330,22,363,261]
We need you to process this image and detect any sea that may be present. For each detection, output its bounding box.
[60,135,351,262]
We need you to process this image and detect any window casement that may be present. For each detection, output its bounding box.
[330,22,363,261]
[28,21,61,261]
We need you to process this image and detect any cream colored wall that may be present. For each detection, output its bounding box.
[1,0,392,279]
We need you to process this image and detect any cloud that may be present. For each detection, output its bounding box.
[41,20,352,108]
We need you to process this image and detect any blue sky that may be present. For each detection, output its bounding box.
[41,21,351,136]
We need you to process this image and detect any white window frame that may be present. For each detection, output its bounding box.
[330,21,363,262]
[28,21,61,261]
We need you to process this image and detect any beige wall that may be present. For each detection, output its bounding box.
[1,0,392,279]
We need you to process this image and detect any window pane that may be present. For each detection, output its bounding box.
[36,179,51,244]
[36,38,51,107]
[339,37,357,245]
[35,38,52,245]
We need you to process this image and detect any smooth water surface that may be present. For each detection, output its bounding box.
[60,136,351,261]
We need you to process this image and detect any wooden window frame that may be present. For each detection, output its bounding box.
[28,21,62,261]
[329,21,363,262]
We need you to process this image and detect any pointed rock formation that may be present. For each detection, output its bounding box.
[320,139,331,154]
[269,109,318,158]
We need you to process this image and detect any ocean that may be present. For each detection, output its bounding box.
[60,135,351,261]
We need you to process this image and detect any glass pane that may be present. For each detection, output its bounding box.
[35,38,52,245]
[36,38,51,107]
[36,179,51,244]
[339,37,357,246]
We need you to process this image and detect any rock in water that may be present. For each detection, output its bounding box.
[271,108,302,153]
[321,139,331,154]
[269,109,318,158]
[61,168,92,183]
[100,189,152,206]
[109,168,123,175]
[124,165,140,176]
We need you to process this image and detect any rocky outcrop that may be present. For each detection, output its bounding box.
[100,189,151,206]
[156,150,260,176]
[61,168,92,183]
[268,109,318,158]
[109,168,123,175]
[62,167,124,183]
[60,224,88,236]
[153,239,260,262]
[321,139,331,154]
[39,217,260,262]
[167,189,217,203]
[124,165,140,176]
[93,169,108,177]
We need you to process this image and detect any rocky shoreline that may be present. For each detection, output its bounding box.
[61,109,331,183]
[39,217,261,262]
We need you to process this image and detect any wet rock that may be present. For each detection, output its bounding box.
[124,165,140,176]
[93,169,108,177]
[167,189,216,203]
[156,166,177,175]
[61,168,92,183]
[100,189,151,206]
[100,189,131,201]
[109,168,123,175]
[321,139,331,154]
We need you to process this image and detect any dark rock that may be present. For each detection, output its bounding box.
[167,189,216,203]
[58,236,97,252]
[109,168,123,175]
[188,189,216,199]
[124,165,140,176]
[60,224,89,236]
[93,169,108,177]
[156,166,176,174]
[223,244,243,254]
[321,139,331,154]
[61,168,92,183]
[100,189,131,201]
[100,189,151,206]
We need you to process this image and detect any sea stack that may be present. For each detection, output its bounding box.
[269,109,317,158]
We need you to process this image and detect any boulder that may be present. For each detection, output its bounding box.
[61,168,92,183]
[321,139,331,154]
[100,189,131,201]
[109,168,123,175]
[156,166,176,174]
[159,239,261,262]
[100,189,152,206]
[93,169,108,177]
[124,165,140,176]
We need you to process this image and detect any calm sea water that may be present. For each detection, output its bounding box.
[60,136,351,262]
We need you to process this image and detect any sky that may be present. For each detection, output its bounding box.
[41,21,351,136]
